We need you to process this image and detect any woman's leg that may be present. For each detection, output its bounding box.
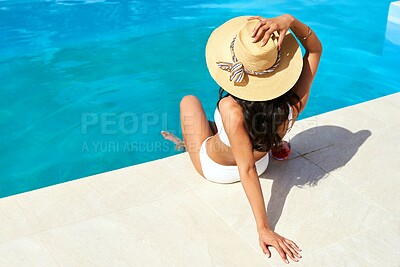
[161,131,185,151]
[180,95,213,177]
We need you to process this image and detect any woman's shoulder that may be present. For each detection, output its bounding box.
[218,95,241,112]
[218,96,243,123]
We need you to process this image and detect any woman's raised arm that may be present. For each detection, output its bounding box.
[288,15,322,113]
[249,14,323,114]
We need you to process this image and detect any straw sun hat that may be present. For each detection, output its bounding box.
[206,16,303,101]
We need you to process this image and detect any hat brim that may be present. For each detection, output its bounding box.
[206,16,303,101]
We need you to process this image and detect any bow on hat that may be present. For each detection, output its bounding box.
[216,35,281,83]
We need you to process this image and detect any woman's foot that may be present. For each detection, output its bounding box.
[271,140,291,160]
[161,131,186,152]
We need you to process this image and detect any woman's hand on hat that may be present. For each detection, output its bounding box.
[258,227,302,264]
[248,14,294,50]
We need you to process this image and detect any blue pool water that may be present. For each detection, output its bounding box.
[1,0,399,198]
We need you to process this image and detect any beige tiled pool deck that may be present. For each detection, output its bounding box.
[1,93,399,266]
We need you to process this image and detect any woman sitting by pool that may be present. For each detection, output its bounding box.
[162,14,322,264]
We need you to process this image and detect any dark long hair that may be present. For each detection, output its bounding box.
[218,87,302,152]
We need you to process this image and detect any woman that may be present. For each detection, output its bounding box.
[162,14,322,264]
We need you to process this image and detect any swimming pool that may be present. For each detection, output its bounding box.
[1,0,399,198]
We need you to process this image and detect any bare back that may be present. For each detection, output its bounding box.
[206,95,294,166]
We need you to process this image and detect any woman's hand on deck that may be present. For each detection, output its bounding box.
[258,227,302,264]
[248,14,294,50]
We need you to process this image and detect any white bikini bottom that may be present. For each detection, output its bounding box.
[199,136,269,184]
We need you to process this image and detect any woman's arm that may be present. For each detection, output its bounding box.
[250,14,323,115]
[288,15,322,114]
[218,97,301,264]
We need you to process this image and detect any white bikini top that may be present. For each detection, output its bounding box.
[214,102,293,147]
